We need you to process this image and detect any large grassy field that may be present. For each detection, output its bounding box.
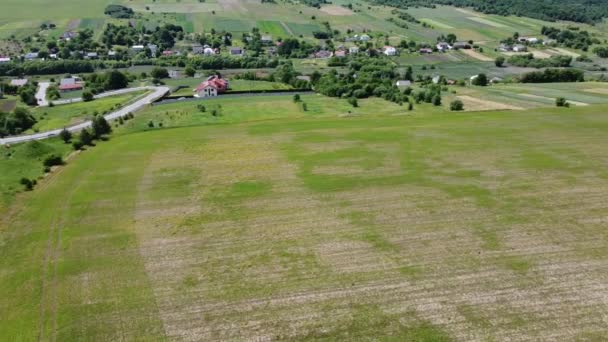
[1,94,608,340]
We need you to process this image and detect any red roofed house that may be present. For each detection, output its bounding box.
[59,76,84,92]
[194,75,228,98]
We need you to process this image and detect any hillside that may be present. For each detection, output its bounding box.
[372,0,608,23]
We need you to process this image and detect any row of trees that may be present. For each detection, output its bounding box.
[519,68,585,83]
[506,54,572,68]
[0,108,37,137]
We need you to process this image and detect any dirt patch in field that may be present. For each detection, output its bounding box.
[457,95,523,111]
[219,0,248,12]
[0,99,16,112]
[66,19,81,30]
[546,48,580,57]
[503,49,552,59]
[460,49,493,61]
[583,88,608,95]
[320,5,353,16]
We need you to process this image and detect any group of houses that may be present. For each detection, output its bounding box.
[435,41,472,52]
[497,36,541,52]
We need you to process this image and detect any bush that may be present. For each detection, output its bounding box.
[432,95,442,106]
[82,91,94,102]
[495,56,505,67]
[293,94,301,102]
[450,99,464,111]
[556,97,568,107]
[43,154,64,168]
[20,178,36,191]
[348,97,358,107]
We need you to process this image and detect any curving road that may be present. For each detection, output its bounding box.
[0,86,169,145]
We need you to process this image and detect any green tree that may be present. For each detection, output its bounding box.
[432,94,442,106]
[495,56,505,67]
[59,128,72,143]
[92,115,111,137]
[556,97,568,107]
[184,66,196,77]
[104,70,129,90]
[79,128,93,146]
[472,73,488,86]
[293,94,301,102]
[151,67,169,79]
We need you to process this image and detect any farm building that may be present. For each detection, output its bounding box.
[359,34,371,42]
[513,44,527,52]
[419,48,433,54]
[349,46,359,54]
[10,79,28,87]
[131,45,145,52]
[169,70,180,79]
[396,80,412,87]
[383,46,397,56]
[334,49,347,58]
[261,35,273,44]
[24,52,39,60]
[59,76,84,92]
[313,50,333,59]
[0,57,10,64]
[194,76,228,98]
[452,42,471,49]
[203,47,216,55]
[436,42,450,51]
[192,44,204,54]
[230,47,244,56]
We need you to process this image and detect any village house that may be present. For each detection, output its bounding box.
[383,46,397,56]
[85,52,98,59]
[498,43,512,52]
[452,41,471,50]
[490,77,503,84]
[59,76,84,92]
[334,49,347,58]
[359,34,371,42]
[432,75,442,84]
[24,52,39,60]
[230,47,244,56]
[203,46,216,55]
[194,75,228,98]
[419,48,433,54]
[513,44,527,52]
[162,50,175,56]
[313,50,333,59]
[148,44,158,56]
[60,31,77,41]
[296,75,311,83]
[168,70,180,79]
[10,79,28,87]
[0,57,10,64]
[131,45,145,52]
[261,35,273,45]
[519,37,539,44]
[192,44,204,54]
[395,80,412,87]
[436,42,450,52]
[349,46,359,54]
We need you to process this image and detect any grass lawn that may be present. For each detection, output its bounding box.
[31,91,146,132]
[2,94,608,340]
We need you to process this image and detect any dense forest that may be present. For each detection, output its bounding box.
[371,0,608,24]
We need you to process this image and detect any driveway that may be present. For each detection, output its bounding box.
[36,82,51,107]
[0,86,169,145]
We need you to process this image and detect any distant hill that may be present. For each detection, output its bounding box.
[371,0,608,24]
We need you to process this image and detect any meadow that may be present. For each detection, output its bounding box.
[1,93,608,340]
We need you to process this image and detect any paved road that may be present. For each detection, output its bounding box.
[36,82,51,107]
[0,86,169,145]
[43,86,153,107]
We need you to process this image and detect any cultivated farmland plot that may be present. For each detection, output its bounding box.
[2,94,608,340]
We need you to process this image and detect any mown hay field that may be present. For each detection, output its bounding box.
[1,95,608,340]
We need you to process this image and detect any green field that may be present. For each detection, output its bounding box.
[1,93,608,340]
[31,92,146,132]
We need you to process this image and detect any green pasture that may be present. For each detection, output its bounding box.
[1,92,608,339]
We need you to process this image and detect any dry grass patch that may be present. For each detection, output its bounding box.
[320,5,354,16]
[460,48,493,61]
[457,95,523,111]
